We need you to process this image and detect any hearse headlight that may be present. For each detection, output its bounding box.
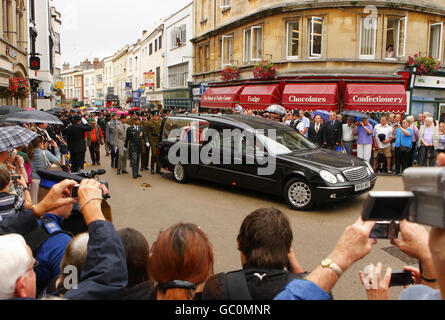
[320,170,338,184]
[336,174,345,183]
[365,162,374,175]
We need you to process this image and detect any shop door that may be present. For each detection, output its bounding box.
[440,104,445,123]
[412,101,436,119]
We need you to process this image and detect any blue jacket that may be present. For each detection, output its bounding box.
[35,214,72,290]
[273,279,331,300]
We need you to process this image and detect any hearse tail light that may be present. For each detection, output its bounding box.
[320,170,338,184]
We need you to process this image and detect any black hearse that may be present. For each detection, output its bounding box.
[158,114,377,210]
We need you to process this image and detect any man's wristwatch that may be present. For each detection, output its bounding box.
[320,258,343,278]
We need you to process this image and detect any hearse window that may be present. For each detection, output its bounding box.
[258,129,317,155]
[163,118,209,145]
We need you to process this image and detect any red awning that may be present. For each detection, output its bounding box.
[282,83,338,111]
[344,83,407,113]
[239,84,282,110]
[200,86,244,109]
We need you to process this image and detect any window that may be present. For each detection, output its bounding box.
[159,36,162,49]
[243,26,262,63]
[360,17,377,59]
[29,0,35,21]
[149,43,153,55]
[168,62,188,88]
[155,39,158,52]
[222,35,233,66]
[385,17,407,59]
[171,24,186,49]
[54,32,61,53]
[286,21,300,60]
[429,23,443,61]
[308,17,323,58]
[156,66,161,89]
[201,0,208,22]
[220,0,230,9]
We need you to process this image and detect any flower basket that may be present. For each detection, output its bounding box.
[253,60,277,80]
[221,66,240,81]
[407,54,442,75]
[0,77,30,99]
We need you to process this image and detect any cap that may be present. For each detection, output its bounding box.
[141,112,148,117]
[73,115,81,122]
[235,106,243,112]
[292,109,299,116]
[112,112,117,117]
[119,114,127,119]
[151,110,159,116]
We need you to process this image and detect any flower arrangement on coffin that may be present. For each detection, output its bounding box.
[0,77,30,99]
[221,65,240,81]
[253,60,277,80]
[407,54,442,75]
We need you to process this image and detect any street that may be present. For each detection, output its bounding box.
[93,149,410,300]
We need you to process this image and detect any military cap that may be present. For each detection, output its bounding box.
[151,110,159,116]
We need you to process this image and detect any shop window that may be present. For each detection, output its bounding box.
[359,17,377,59]
[243,26,262,63]
[168,62,188,88]
[429,22,443,61]
[222,35,233,66]
[308,17,323,58]
[385,17,407,59]
[286,21,300,60]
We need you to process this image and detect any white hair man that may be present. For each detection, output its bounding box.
[0,234,36,299]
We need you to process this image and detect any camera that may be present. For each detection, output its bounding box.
[389,270,414,287]
[11,175,20,181]
[362,167,445,229]
[71,184,80,199]
[370,221,400,239]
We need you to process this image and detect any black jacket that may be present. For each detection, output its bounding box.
[0,209,38,236]
[308,123,326,147]
[63,123,93,153]
[324,120,342,147]
[124,125,148,154]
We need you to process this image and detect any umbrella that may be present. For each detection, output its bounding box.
[96,107,107,111]
[117,111,129,115]
[311,110,330,123]
[108,108,118,112]
[46,107,64,114]
[0,105,25,115]
[342,110,368,119]
[266,104,287,116]
[0,126,39,152]
[4,110,63,125]
[130,107,140,111]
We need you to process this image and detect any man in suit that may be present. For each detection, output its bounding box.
[308,114,326,147]
[324,111,342,151]
[62,115,93,172]
[115,114,129,175]
[125,115,149,179]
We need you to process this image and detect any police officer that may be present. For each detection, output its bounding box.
[146,110,162,174]
[125,114,149,179]
[140,112,151,171]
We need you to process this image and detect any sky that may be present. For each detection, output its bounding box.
[52,0,192,66]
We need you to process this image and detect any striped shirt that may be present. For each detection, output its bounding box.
[0,192,24,222]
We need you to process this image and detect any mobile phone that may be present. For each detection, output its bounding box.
[71,184,80,199]
[370,221,400,239]
[389,270,414,287]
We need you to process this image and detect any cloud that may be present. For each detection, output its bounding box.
[52,0,191,65]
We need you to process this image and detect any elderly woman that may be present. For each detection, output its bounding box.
[418,117,439,167]
[394,119,413,173]
[405,116,419,167]
[438,122,445,154]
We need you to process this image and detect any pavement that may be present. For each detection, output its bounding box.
[88,149,412,300]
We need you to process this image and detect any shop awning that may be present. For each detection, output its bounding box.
[200,85,244,109]
[344,83,407,113]
[282,83,338,111]
[239,84,282,110]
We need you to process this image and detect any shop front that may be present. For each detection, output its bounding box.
[145,91,164,109]
[164,88,191,111]
[239,84,282,111]
[408,72,445,122]
[282,83,339,112]
[200,85,244,113]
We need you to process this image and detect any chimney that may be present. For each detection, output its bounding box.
[63,62,70,70]
[93,58,99,68]
[143,30,147,36]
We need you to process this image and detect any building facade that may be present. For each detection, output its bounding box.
[93,58,104,107]
[192,0,445,116]
[51,6,62,107]
[163,2,194,111]
[0,0,29,107]
[112,45,129,106]
[82,64,95,106]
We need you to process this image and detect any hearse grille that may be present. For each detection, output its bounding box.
[343,167,368,182]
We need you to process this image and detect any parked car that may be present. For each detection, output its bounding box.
[158,114,377,210]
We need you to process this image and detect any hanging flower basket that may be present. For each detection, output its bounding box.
[253,60,277,80]
[221,65,240,81]
[407,54,442,75]
[0,77,30,99]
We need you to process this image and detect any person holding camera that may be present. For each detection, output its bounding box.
[418,117,439,167]
[394,120,413,174]
[0,168,32,219]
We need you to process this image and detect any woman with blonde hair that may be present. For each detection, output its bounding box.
[418,117,439,167]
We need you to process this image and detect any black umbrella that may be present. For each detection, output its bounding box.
[0,105,25,115]
[4,110,63,125]
[342,110,368,119]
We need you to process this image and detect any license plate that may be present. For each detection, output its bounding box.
[355,181,371,192]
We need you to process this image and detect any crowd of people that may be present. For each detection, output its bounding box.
[0,105,445,302]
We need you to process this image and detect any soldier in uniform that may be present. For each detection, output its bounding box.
[124,115,149,179]
[140,112,151,171]
[146,110,162,174]
[115,114,130,175]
